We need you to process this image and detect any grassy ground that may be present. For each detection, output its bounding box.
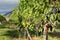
[0,28,12,40]
[0,27,60,40]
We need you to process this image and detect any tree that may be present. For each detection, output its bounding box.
[10,0,60,40]
[0,14,6,24]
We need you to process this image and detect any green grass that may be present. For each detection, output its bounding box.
[0,27,60,40]
[0,28,19,40]
[0,28,12,40]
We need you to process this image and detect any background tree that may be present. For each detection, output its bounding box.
[0,14,6,24]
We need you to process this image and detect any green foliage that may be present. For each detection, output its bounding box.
[10,0,60,34]
[0,14,6,23]
[19,0,53,31]
[57,14,60,22]
[9,10,19,23]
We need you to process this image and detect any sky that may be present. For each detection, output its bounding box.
[0,0,18,14]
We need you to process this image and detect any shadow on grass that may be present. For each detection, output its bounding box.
[0,25,6,28]
[49,32,60,38]
[0,24,9,29]
[2,30,19,38]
